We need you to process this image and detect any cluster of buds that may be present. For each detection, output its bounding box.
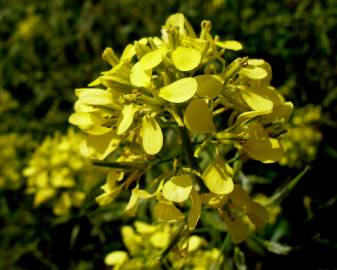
[70,13,292,243]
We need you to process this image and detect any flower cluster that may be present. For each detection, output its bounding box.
[104,221,223,270]
[70,13,292,243]
[279,104,321,168]
[23,129,104,215]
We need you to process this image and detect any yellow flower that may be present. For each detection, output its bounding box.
[69,13,292,243]
[104,221,223,270]
[24,129,104,215]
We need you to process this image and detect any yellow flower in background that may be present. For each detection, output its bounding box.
[0,133,33,189]
[23,129,105,215]
[279,104,322,168]
[104,221,223,270]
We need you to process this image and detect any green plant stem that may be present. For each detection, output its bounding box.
[267,166,310,206]
[92,161,146,169]
[211,233,232,270]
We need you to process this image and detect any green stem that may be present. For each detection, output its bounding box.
[92,161,146,170]
[267,166,310,206]
[210,233,232,270]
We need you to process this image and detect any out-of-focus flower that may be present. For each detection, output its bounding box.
[104,221,223,270]
[279,104,322,168]
[24,129,105,215]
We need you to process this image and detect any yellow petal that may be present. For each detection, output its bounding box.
[246,201,269,229]
[106,170,124,191]
[195,75,223,99]
[95,188,121,206]
[184,99,215,133]
[121,226,142,255]
[188,190,201,229]
[236,110,272,125]
[229,185,251,212]
[222,211,250,244]
[134,41,152,60]
[78,88,113,106]
[153,200,184,222]
[243,138,283,163]
[245,122,269,140]
[215,40,243,51]
[140,47,167,70]
[188,235,203,252]
[80,131,120,160]
[203,161,234,195]
[150,231,170,248]
[262,86,284,105]
[141,116,163,155]
[120,44,136,62]
[172,47,201,71]
[200,193,228,208]
[240,66,267,80]
[263,101,293,123]
[124,191,139,216]
[53,192,71,216]
[130,61,152,88]
[117,104,139,135]
[241,87,273,111]
[247,59,272,86]
[69,112,111,135]
[74,100,97,113]
[132,188,154,199]
[34,189,55,206]
[69,112,99,129]
[162,175,193,202]
[105,251,128,266]
[165,13,185,34]
[159,77,197,103]
[134,221,158,234]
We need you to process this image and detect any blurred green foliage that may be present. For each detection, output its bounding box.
[1,0,337,269]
